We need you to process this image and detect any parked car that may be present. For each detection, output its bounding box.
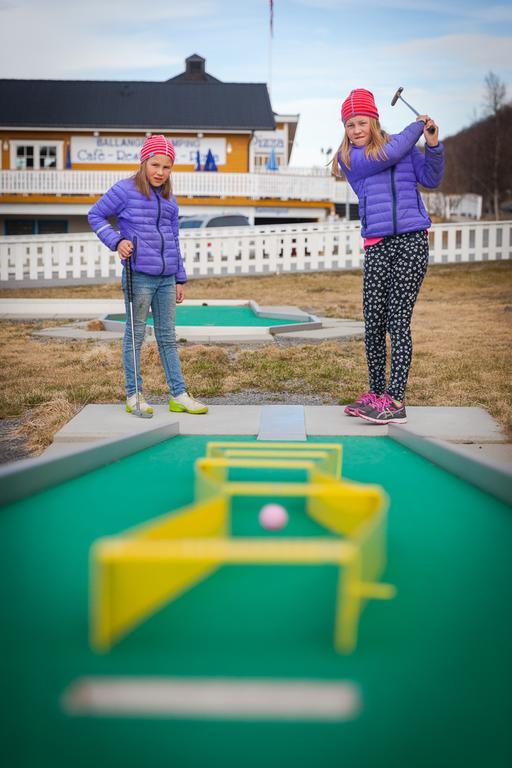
[179,214,250,229]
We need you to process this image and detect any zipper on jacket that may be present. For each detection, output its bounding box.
[154,190,165,275]
[363,194,367,229]
[391,167,397,235]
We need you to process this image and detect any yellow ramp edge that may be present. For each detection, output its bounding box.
[90,441,394,654]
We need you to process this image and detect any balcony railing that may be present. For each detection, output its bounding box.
[0,220,509,285]
[0,170,357,205]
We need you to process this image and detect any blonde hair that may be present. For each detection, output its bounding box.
[132,160,172,199]
[331,118,389,176]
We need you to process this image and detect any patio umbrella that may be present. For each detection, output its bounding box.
[195,150,201,171]
[266,147,278,171]
[204,149,218,172]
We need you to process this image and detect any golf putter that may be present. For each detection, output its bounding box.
[391,87,436,134]
[125,255,152,419]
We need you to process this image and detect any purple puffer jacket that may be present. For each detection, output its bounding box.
[88,177,187,282]
[339,122,444,238]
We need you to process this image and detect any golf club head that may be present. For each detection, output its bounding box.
[133,409,153,419]
[391,87,403,106]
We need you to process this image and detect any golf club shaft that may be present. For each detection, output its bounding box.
[399,94,420,117]
[400,95,436,135]
[125,256,140,411]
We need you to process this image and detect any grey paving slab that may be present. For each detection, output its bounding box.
[304,406,507,441]
[43,405,508,461]
[320,318,362,328]
[284,325,364,341]
[257,305,311,320]
[304,407,389,436]
[30,326,270,344]
[397,407,507,442]
[258,405,307,441]
[53,405,261,442]
[198,335,271,344]
[33,327,123,341]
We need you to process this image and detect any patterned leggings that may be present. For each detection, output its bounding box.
[363,230,429,401]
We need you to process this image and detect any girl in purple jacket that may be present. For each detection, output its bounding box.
[88,135,208,416]
[333,88,444,424]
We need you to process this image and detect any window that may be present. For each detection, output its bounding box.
[5,219,35,235]
[10,141,63,170]
[37,220,67,234]
[16,145,35,169]
[40,146,58,169]
[4,219,68,235]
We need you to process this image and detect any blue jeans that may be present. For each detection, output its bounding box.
[121,270,186,399]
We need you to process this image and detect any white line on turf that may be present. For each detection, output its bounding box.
[62,677,361,721]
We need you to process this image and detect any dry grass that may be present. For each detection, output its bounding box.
[0,261,511,457]
[2,396,80,456]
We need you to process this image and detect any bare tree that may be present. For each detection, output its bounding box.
[484,72,507,219]
[484,72,507,115]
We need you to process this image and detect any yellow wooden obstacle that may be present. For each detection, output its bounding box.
[90,442,395,654]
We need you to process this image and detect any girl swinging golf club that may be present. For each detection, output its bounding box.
[333,89,444,424]
[88,135,208,418]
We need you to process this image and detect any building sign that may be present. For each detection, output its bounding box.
[252,129,286,158]
[71,136,227,165]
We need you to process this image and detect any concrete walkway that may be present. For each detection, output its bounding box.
[0,297,364,344]
[42,404,512,470]
[32,317,365,345]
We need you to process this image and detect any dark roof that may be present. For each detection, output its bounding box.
[0,79,275,131]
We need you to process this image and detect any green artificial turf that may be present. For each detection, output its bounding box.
[107,306,306,328]
[1,435,510,768]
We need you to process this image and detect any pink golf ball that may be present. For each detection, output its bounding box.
[259,503,288,531]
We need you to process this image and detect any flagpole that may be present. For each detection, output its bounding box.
[268,0,273,101]
[268,34,272,100]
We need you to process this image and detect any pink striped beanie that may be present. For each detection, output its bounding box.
[140,135,176,164]
[341,89,379,123]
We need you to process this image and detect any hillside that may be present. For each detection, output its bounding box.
[439,104,512,217]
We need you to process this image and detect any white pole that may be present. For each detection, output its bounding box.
[268,19,273,100]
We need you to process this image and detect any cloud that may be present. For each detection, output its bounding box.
[292,0,512,22]
[0,1,217,77]
[383,33,512,75]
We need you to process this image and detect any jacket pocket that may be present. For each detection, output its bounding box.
[362,194,367,228]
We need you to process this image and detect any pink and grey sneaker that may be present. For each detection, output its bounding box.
[344,391,379,417]
[358,393,407,425]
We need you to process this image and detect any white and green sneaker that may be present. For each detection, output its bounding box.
[126,393,154,417]
[169,392,208,415]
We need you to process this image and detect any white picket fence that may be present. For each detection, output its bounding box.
[0,169,356,204]
[0,220,510,284]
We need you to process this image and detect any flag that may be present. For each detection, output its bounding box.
[269,0,274,37]
[204,149,218,172]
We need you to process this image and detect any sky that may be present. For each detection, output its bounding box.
[0,0,511,166]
